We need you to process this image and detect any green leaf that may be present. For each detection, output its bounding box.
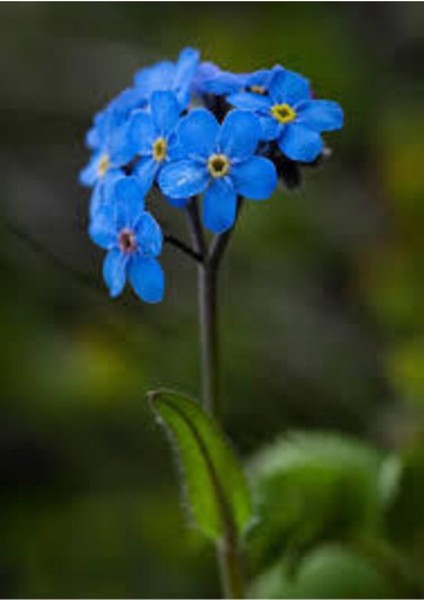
[248,559,293,599]
[249,545,397,599]
[384,435,424,593]
[248,432,384,570]
[148,389,252,541]
[290,544,396,599]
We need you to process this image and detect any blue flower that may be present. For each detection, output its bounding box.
[89,175,164,303]
[229,69,344,162]
[81,87,148,187]
[123,91,187,207]
[89,171,123,220]
[80,115,139,190]
[134,47,200,109]
[85,88,146,150]
[194,63,248,96]
[191,61,222,96]
[199,64,281,98]
[79,146,124,189]
[158,109,278,233]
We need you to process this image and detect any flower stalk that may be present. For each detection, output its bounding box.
[186,196,246,598]
[199,250,246,600]
[198,262,220,418]
[218,532,246,599]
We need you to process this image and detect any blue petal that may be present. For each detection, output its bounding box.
[245,68,274,89]
[134,61,175,93]
[176,109,219,158]
[89,202,117,249]
[103,248,128,297]
[109,123,140,166]
[166,134,186,161]
[151,90,181,135]
[231,157,277,200]
[134,212,163,257]
[203,72,247,95]
[85,124,100,150]
[227,92,271,112]
[85,110,110,150]
[108,87,140,115]
[191,61,221,95]
[203,179,237,234]
[134,157,159,193]
[218,110,261,159]
[259,115,281,141]
[127,110,156,155]
[173,47,200,105]
[89,170,123,219]
[174,48,200,82]
[128,255,164,303]
[269,69,311,105]
[100,170,126,205]
[108,87,146,118]
[89,182,103,218]
[159,159,209,199]
[79,152,103,187]
[165,195,190,209]
[114,176,146,228]
[278,122,323,162]
[296,100,344,132]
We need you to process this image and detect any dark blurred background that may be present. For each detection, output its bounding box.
[0,2,423,598]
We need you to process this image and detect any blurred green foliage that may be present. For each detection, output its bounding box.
[0,2,423,598]
[248,433,384,568]
[247,431,424,598]
[250,546,395,599]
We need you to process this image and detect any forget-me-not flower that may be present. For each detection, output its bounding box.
[134,47,200,109]
[194,63,248,96]
[81,85,151,187]
[158,109,277,233]
[80,111,139,188]
[202,65,280,99]
[81,48,345,304]
[89,175,164,303]
[191,61,223,96]
[88,170,124,221]
[79,129,122,188]
[229,68,344,162]
[124,91,187,207]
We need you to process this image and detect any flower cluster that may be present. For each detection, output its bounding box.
[81,48,343,303]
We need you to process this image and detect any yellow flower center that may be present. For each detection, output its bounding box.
[97,153,110,177]
[207,154,230,178]
[153,137,167,162]
[271,103,296,124]
[248,85,266,95]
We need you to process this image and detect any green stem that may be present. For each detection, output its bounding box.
[186,196,246,598]
[198,262,220,418]
[218,529,246,599]
[201,261,245,598]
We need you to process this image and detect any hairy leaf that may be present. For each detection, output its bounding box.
[149,389,252,541]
